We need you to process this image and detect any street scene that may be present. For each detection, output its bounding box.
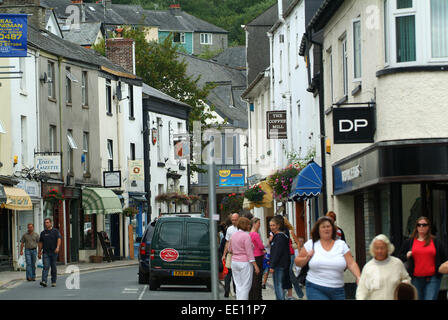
[0,0,448,303]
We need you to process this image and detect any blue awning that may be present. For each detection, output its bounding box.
[289,162,322,201]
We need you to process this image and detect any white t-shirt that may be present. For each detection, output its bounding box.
[225,225,238,241]
[304,239,350,288]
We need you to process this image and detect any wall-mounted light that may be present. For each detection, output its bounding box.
[13,155,18,166]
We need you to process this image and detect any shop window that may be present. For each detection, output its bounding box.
[379,186,391,239]
[80,213,97,250]
[402,184,421,238]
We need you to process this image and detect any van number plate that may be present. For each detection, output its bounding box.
[173,270,194,277]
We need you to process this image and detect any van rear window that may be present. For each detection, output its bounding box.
[158,222,183,247]
[186,223,208,248]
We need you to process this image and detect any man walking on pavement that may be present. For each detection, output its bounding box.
[222,213,239,297]
[38,218,62,288]
[20,223,40,281]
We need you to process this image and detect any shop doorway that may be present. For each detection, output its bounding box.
[0,210,12,270]
[110,213,121,258]
[430,185,448,246]
[354,194,366,269]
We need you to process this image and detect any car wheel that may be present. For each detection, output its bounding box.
[138,271,149,284]
[149,277,160,291]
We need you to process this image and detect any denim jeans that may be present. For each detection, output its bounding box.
[273,267,287,300]
[306,280,346,300]
[25,248,37,279]
[42,253,58,284]
[289,255,304,298]
[411,276,441,300]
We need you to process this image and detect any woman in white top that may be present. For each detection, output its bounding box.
[356,234,411,300]
[295,216,360,300]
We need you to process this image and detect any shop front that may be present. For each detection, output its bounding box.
[333,139,448,274]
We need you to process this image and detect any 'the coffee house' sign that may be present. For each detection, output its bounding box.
[267,110,287,139]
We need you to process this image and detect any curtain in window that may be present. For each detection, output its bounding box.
[431,0,448,58]
[397,0,412,9]
[396,15,416,62]
[353,20,362,78]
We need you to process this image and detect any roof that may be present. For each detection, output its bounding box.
[62,22,102,46]
[177,53,248,128]
[142,83,191,109]
[307,0,345,32]
[212,46,246,70]
[27,24,138,81]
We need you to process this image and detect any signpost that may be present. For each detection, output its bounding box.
[208,161,219,300]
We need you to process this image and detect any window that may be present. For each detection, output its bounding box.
[47,61,55,99]
[19,58,26,92]
[384,0,390,64]
[200,33,212,45]
[67,130,77,174]
[396,15,416,62]
[327,47,334,103]
[82,132,89,174]
[129,85,134,118]
[106,79,112,114]
[107,139,113,171]
[156,117,162,162]
[130,143,136,161]
[186,223,208,248]
[397,0,413,9]
[431,0,448,58]
[65,67,72,104]
[353,19,362,80]
[341,36,348,96]
[158,222,182,247]
[49,125,57,152]
[173,32,185,44]
[81,71,88,106]
[279,50,283,82]
[21,116,27,166]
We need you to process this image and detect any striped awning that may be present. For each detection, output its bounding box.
[2,187,32,211]
[82,188,123,215]
[0,184,6,204]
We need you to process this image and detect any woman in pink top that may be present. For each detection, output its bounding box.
[229,217,261,300]
[249,217,266,300]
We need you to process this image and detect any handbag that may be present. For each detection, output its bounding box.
[297,241,314,286]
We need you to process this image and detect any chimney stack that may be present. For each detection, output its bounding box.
[0,0,46,30]
[106,28,135,75]
[103,0,112,10]
[169,4,181,16]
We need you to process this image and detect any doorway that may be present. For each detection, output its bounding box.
[354,194,366,269]
[110,213,120,259]
[430,185,448,246]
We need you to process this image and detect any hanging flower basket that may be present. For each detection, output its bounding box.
[220,193,244,215]
[43,189,64,203]
[155,193,171,205]
[123,207,138,217]
[267,164,302,202]
[188,195,201,205]
[244,184,266,203]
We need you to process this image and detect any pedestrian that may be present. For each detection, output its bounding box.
[326,211,346,241]
[38,218,62,288]
[222,213,239,297]
[229,217,260,300]
[283,217,304,300]
[356,234,411,300]
[268,215,291,300]
[394,282,418,300]
[19,223,40,281]
[295,216,361,300]
[249,217,265,300]
[398,216,448,300]
[262,250,270,289]
[440,260,448,274]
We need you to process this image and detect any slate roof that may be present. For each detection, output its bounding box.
[142,83,190,109]
[62,22,102,46]
[212,46,246,70]
[177,53,247,128]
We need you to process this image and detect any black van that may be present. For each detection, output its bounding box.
[148,215,211,291]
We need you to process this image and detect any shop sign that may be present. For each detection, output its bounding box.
[103,171,121,188]
[0,14,27,57]
[333,107,375,144]
[341,165,362,183]
[128,160,144,181]
[35,155,61,173]
[218,169,245,187]
[267,111,287,139]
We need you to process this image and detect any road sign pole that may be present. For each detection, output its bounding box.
[208,161,219,300]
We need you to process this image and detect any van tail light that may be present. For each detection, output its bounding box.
[150,249,155,260]
[139,243,146,256]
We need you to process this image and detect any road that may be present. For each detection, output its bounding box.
[0,266,231,300]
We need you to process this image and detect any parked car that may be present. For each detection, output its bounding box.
[147,215,211,291]
[137,222,155,284]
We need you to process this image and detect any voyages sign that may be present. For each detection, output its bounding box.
[0,14,27,57]
[35,155,61,173]
[267,110,287,139]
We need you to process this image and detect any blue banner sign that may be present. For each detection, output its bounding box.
[218,169,245,187]
[0,14,27,57]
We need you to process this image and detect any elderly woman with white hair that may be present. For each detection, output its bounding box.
[356,234,411,300]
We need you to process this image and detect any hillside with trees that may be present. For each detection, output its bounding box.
[84,0,277,45]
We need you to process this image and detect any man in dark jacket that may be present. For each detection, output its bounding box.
[38,218,62,288]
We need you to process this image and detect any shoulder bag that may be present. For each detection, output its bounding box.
[297,241,314,286]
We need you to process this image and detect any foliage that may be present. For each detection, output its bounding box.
[267,164,302,202]
[123,207,138,217]
[284,148,317,167]
[43,189,64,202]
[244,184,265,202]
[155,192,201,206]
[220,193,244,215]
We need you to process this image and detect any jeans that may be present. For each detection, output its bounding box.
[273,267,287,300]
[289,255,304,298]
[306,280,346,300]
[42,253,58,284]
[411,276,441,300]
[25,248,37,280]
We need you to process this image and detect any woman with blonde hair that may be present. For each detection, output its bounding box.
[356,234,411,300]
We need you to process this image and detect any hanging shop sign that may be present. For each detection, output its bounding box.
[35,155,61,173]
[267,111,287,139]
[0,14,27,57]
[103,170,121,188]
[128,160,144,181]
[333,106,375,144]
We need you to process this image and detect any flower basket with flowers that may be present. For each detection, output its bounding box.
[267,164,302,202]
[43,189,64,203]
[155,193,171,205]
[220,193,244,215]
[188,195,201,205]
[244,184,266,203]
[123,207,138,218]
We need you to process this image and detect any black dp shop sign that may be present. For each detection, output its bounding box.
[333,106,375,144]
[267,110,287,139]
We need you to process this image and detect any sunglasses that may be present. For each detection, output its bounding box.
[417,223,429,227]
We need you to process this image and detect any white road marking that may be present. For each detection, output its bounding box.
[138,285,148,300]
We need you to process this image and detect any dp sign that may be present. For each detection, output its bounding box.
[333,107,375,144]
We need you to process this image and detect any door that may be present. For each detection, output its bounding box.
[295,201,306,238]
[152,220,184,270]
[354,194,366,269]
[70,200,79,262]
[430,186,448,246]
[184,221,210,272]
[110,214,120,258]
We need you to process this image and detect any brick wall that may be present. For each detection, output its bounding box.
[106,38,135,75]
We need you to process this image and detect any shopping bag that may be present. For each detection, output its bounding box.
[37,258,43,268]
[18,255,25,268]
